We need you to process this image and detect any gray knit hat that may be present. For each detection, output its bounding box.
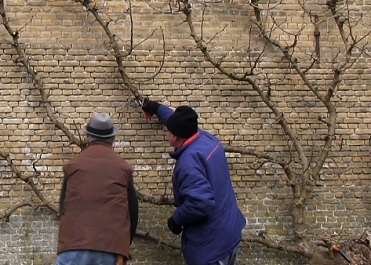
[83,113,118,138]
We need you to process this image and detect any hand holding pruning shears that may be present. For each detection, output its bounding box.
[135,97,160,121]
[134,97,151,120]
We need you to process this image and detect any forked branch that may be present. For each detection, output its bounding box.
[0,152,58,215]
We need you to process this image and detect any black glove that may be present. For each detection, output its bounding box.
[167,216,183,235]
[142,99,161,119]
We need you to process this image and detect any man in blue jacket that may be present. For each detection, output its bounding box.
[142,100,246,265]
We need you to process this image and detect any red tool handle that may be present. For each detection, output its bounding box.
[143,111,152,120]
[332,246,351,263]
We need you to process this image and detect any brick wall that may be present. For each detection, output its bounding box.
[0,0,370,264]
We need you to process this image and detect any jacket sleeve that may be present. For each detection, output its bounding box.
[128,179,138,244]
[172,164,216,226]
[155,104,174,125]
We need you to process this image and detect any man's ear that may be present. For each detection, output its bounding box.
[173,135,181,142]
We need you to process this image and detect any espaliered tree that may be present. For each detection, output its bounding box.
[1,0,371,264]
[175,0,370,264]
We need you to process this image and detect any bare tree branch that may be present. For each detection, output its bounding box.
[137,191,175,206]
[74,0,144,103]
[180,3,310,176]
[0,152,58,215]
[136,228,181,250]
[0,0,82,148]
[0,201,34,222]
[243,234,316,259]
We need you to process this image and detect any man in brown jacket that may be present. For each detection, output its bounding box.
[55,113,138,265]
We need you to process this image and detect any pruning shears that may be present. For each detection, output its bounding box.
[135,97,152,120]
[332,245,351,263]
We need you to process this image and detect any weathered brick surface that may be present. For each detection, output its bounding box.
[1,0,371,264]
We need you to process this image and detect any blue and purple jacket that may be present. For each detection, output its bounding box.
[156,104,246,265]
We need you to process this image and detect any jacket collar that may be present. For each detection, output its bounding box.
[86,141,113,149]
[170,131,200,159]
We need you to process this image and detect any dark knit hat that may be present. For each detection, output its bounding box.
[165,106,198,138]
